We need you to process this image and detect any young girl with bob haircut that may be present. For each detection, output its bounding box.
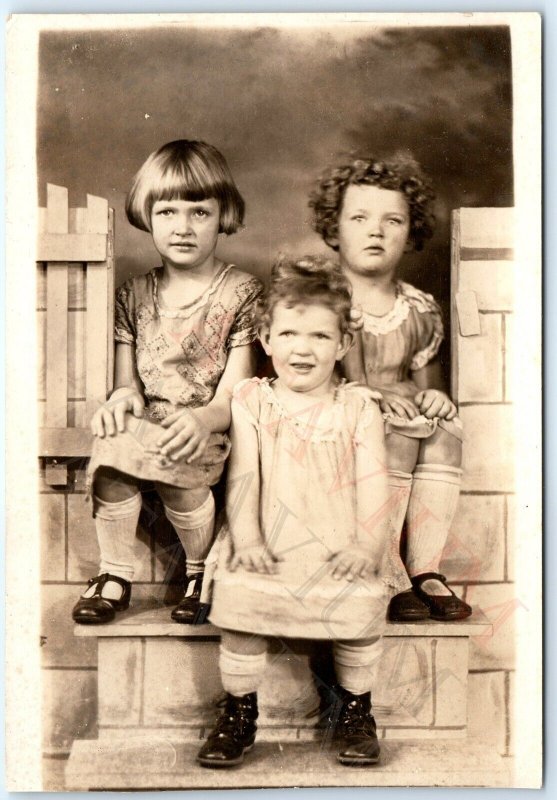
[309,154,471,622]
[197,256,405,769]
[72,139,262,626]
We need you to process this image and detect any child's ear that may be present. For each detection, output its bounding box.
[259,327,272,356]
[336,331,353,361]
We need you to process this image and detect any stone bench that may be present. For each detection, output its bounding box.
[71,601,492,744]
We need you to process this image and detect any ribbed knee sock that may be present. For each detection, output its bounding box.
[386,470,413,590]
[91,493,142,591]
[164,492,215,574]
[333,637,383,696]
[219,646,268,697]
[405,464,462,577]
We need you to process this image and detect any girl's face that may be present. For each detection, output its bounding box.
[335,184,411,278]
[262,301,350,396]
[150,198,220,273]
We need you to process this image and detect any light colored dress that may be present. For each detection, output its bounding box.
[350,280,462,441]
[208,378,406,641]
[87,264,262,492]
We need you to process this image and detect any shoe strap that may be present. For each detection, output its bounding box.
[87,573,130,597]
[411,572,447,586]
[411,572,459,598]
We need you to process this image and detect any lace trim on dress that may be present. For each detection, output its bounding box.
[361,280,440,336]
[259,378,347,443]
[152,263,233,319]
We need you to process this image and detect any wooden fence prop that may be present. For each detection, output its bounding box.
[37,184,115,485]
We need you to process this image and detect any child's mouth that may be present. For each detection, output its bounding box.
[290,363,314,373]
[364,246,384,254]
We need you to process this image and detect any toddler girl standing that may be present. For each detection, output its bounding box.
[310,154,472,622]
[72,139,262,625]
[197,257,403,769]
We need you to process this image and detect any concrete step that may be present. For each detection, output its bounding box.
[65,738,513,790]
[74,602,492,741]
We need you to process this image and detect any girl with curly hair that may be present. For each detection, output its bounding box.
[309,154,471,622]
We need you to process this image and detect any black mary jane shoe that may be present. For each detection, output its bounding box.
[411,572,473,621]
[387,588,430,622]
[72,573,131,625]
[171,572,210,625]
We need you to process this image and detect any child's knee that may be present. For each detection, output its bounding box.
[94,467,140,503]
[385,433,420,473]
[155,483,210,513]
[421,425,462,467]
[221,629,268,656]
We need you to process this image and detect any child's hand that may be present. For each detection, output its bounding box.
[90,387,145,437]
[230,544,283,575]
[328,546,379,582]
[378,391,419,420]
[156,409,211,463]
[414,389,457,420]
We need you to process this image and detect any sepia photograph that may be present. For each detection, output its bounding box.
[5,11,542,791]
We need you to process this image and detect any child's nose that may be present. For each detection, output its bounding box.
[293,336,311,354]
[367,218,384,237]
[175,213,193,234]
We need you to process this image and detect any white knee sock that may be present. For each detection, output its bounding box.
[219,647,267,697]
[385,470,413,591]
[94,492,142,585]
[164,492,215,573]
[405,464,462,577]
[333,638,383,696]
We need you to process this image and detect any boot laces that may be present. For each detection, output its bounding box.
[339,698,376,737]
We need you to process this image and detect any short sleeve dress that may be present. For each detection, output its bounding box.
[207,378,407,641]
[87,264,263,492]
[350,280,462,441]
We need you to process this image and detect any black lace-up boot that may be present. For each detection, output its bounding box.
[331,685,380,766]
[197,692,258,768]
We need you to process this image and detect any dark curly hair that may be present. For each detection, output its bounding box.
[259,255,353,335]
[309,153,436,252]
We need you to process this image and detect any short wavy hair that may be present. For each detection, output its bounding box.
[125,139,245,234]
[309,153,436,252]
[259,255,353,335]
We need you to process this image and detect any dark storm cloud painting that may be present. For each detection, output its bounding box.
[37,21,513,371]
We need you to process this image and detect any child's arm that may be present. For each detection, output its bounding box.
[157,344,256,462]
[413,359,457,420]
[90,343,145,437]
[329,401,390,581]
[226,396,282,575]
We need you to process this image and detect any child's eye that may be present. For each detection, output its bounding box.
[388,217,404,225]
[194,208,212,218]
[351,215,366,222]
[314,333,331,340]
[157,208,174,216]
[279,330,295,337]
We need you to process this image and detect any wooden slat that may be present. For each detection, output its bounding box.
[68,309,86,398]
[46,184,68,233]
[37,232,107,262]
[87,194,109,234]
[39,427,92,457]
[45,261,69,484]
[45,264,68,426]
[86,265,109,421]
[106,208,115,395]
[461,247,514,262]
[455,291,481,337]
[459,207,514,250]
